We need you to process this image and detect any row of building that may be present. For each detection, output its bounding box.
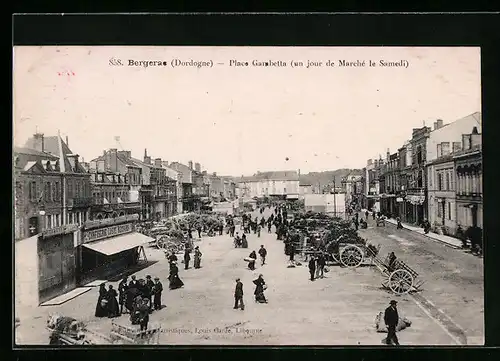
[14,133,237,241]
[342,112,482,238]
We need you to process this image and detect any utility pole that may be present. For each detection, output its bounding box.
[333,176,337,217]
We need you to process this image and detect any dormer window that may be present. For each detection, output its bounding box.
[46,161,52,171]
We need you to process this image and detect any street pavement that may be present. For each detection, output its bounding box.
[15,207,480,345]
[357,213,484,345]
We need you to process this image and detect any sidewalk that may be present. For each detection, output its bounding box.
[360,209,462,249]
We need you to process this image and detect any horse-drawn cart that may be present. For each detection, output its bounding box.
[368,251,424,294]
[46,314,161,345]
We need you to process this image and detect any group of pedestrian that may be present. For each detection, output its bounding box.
[233,273,268,310]
[307,251,327,281]
[95,274,164,331]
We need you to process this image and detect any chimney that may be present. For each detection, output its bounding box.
[436,119,444,129]
[386,148,390,161]
[162,160,169,167]
[188,161,193,170]
[195,162,201,172]
[32,133,44,152]
[213,172,217,177]
[472,126,479,134]
[144,149,151,164]
[66,136,69,147]
[154,158,162,167]
[433,122,438,130]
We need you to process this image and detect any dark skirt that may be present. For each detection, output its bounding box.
[95,297,108,317]
[107,296,120,317]
[169,274,184,289]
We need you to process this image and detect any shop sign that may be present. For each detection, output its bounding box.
[83,223,133,243]
[42,224,79,238]
[407,195,425,205]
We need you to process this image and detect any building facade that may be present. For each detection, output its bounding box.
[236,171,300,200]
[427,154,456,235]
[399,126,431,225]
[16,134,92,240]
[89,171,142,220]
[169,161,199,212]
[379,151,400,217]
[362,159,383,212]
[133,151,178,221]
[454,128,482,231]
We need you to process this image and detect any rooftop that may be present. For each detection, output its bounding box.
[237,170,299,183]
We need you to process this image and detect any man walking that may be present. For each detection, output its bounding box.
[184,248,191,270]
[152,277,163,310]
[308,256,316,281]
[145,275,155,311]
[118,276,128,314]
[316,252,326,279]
[384,300,400,345]
[258,245,267,266]
[234,278,244,310]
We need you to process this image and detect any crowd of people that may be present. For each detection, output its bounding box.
[94,274,164,331]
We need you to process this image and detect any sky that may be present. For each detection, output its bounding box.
[13,46,481,176]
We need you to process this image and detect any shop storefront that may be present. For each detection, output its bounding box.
[37,224,80,304]
[403,194,425,225]
[78,216,154,285]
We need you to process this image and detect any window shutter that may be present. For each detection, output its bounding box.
[36,181,41,201]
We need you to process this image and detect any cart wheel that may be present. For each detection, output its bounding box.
[388,269,414,294]
[340,245,363,268]
[155,236,165,249]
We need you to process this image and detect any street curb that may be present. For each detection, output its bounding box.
[384,220,462,250]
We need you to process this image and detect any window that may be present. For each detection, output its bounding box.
[437,201,442,218]
[29,181,37,201]
[448,202,452,220]
[44,182,51,202]
[284,188,287,194]
[445,173,450,190]
[437,144,442,157]
[54,182,60,201]
[442,142,450,156]
[437,173,443,191]
[452,142,462,153]
[68,180,73,198]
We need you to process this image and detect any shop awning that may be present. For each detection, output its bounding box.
[82,232,154,256]
[286,194,299,199]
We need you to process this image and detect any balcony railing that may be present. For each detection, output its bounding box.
[154,194,177,201]
[68,197,93,208]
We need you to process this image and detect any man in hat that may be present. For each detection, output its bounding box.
[234,278,244,310]
[194,246,202,269]
[118,276,128,314]
[145,275,155,311]
[384,300,400,345]
[258,245,267,266]
[152,277,163,310]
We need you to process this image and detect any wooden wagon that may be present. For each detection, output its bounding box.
[368,251,425,295]
[109,321,161,344]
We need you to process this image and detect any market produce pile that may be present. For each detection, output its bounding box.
[136,212,226,251]
[290,211,379,256]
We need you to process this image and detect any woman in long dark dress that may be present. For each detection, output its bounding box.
[169,262,184,290]
[95,283,108,317]
[248,251,257,270]
[106,285,120,318]
[253,274,267,303]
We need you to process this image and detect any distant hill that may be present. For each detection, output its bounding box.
[299,169,363,188]
[229,168,363,191]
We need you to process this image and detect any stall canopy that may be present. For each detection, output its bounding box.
[82,232,154,256]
